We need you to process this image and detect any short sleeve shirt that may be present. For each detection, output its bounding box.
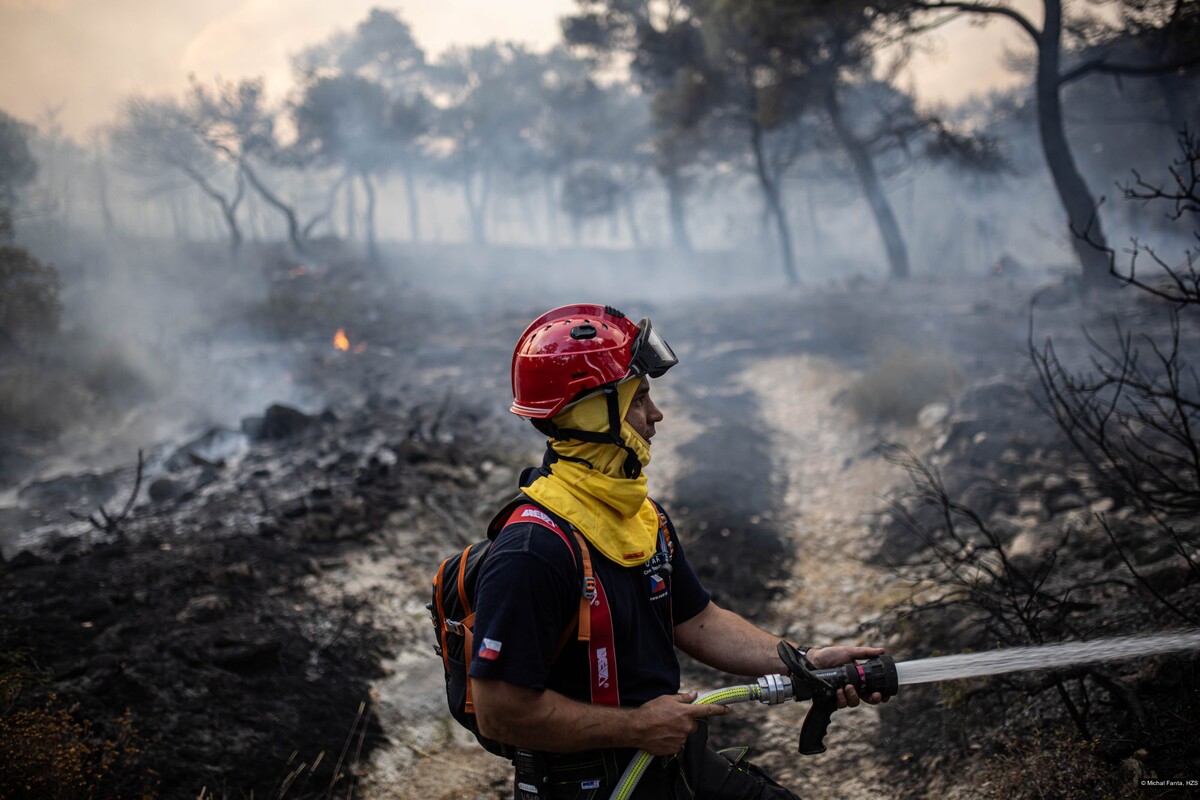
[468,503,710,706]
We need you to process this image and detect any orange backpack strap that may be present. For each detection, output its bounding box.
[572,528,594,642]
[433,558,453,673]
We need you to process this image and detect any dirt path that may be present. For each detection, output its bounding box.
[351,351,923,799]
[731,353,923,797]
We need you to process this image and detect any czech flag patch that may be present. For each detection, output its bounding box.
[649,574,666,594]
[478,638,503,661]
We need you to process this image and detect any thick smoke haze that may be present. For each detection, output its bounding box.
[0,0,1194,485]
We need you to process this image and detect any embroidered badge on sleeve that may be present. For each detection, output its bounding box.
[478,638,503,661]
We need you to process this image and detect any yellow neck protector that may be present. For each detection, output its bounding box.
[522,379,660,567]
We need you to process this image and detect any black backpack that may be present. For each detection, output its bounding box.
[427,496,595,756]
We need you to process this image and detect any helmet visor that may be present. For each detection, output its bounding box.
[630,318,678,378]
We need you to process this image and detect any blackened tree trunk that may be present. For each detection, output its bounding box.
[665,170,693,253]
[1035,0,1111,292]
[623,192,643,248]
[361,170,378,263]
[403,165,421,243]
[183,164,244,253]
[463,169,490,246]
[238,158,306,256]
[750,121,799,285]
[824,83,910,280]
[544,174,560,247]
[916,0,1113,292]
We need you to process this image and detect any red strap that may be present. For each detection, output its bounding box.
[504,504,591,645]
[587,573,619,706]
[503,503,619,706]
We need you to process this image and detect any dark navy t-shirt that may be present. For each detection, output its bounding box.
[468,502,710,706]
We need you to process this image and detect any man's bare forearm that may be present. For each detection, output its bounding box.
[673,602,791,676]
[470,677,727,756]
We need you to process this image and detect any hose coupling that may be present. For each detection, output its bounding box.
[756,673,794,705]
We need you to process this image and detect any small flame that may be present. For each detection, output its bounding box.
[333,328,350,352]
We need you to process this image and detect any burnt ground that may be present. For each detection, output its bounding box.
[2,248,1199,799]
[0,384,532,799]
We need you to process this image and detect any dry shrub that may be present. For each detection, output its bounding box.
[0,364,92,435]
[0,245,61,340]
[844,344,963,424]
[977,726,1122,800]
[0,651,156,800]
[265,280,360,336]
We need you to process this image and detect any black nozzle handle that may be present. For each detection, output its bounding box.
[799,696,837,755]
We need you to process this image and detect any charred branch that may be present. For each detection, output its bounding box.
[1059,52,1200,88]
[1031,317,1200,519]
[69,450,145,539]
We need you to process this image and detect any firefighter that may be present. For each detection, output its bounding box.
[470,304,886,799]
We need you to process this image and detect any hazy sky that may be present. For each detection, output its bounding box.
[0,0,1039,139]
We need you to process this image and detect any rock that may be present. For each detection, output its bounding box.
[986,514,1025,544]
[968,432,1007,467]
[1017,497,1044,517]
[4,548,46,569]
[164,428,244,472]
[1141,562,1192,595]
[1043,474,1068,492]
[149,477,189,504]
[917,402,949,430]
[211,561,253,585]
[1047,493,1086,514]
[210,637,282,675]
[176,593,230,623]
[1007,530,1044,558]
[960,480,1011,519]
[242,404,315,441]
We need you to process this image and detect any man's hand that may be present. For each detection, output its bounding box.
[805,646,892,709]
[632,691,728,756]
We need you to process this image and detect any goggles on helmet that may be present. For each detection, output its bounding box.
[629,317,678,379]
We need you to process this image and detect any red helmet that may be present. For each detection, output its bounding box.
[510,303,677,419]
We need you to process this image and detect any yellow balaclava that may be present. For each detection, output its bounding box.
[522,378,661,567]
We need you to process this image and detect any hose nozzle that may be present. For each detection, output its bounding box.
[776,642,899,755]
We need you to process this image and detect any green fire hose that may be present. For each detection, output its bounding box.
[607,645,898,800]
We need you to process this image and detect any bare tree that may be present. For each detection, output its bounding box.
[111,97,246,252]
[913,0,1200,293]
[188,78,309,256]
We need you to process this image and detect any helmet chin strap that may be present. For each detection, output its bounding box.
[535,385,644,480]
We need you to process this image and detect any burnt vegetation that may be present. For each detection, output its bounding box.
[1,2,1199,799]
[873,136,1200,797]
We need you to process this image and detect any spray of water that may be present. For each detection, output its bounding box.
[895,630,1200,686]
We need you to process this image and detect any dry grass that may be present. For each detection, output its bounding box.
[0,651,156,800]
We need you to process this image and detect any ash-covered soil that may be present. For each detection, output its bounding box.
[3,259,1198,799]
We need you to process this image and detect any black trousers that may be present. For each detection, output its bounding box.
[513,722,800,800]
